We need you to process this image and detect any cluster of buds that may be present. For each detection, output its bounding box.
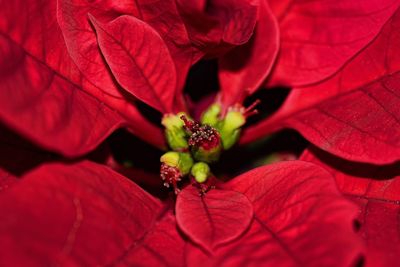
[160,101,259,194]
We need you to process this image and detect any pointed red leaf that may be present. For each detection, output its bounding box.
[0,161,186,266]
[185,161,363,266]
[58,0,192,111]
[301,148,400,267]
[56,0,135,98]
[269,0,400,86]
[129,0,194,103]
[243,8,400,164]
[89,15,177,113]
[219,0,279,108]
[0,0,165,151]
[176,185,253,250]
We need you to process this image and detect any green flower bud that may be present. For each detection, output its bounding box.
[218,101,260,150]
[201,103,221,127]
[218,110,245,150]
[162,112,189,151]
[191,162,211,183]
[160,151,193,176]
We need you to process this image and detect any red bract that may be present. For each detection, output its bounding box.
[301,148,400,267]
[0,0,165,154]
[185,161,363,266]
[243,6,400,164]
[89,14,177,113]
[0,159,364,267]
[176,185,253,250]
[57,0,193,111]
[177,0,258,59]
[1,0,399,266]
[218,0,279,109]
[0,161,185,266]
[0,34,126,156]
[268,0,400,86]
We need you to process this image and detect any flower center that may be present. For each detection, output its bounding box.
[160,101,260,194]
[181,115,221,151]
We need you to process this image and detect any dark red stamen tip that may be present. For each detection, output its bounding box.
[243,99,261,118]
[189,125,221,151]
[180,115,200,133]
[160,163,181,194]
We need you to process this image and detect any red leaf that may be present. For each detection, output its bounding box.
[117,213,186,267]
[269,0,400,86]
[301,148,400,267]
[0,0,165,151]
[219,0,279,108]
[58,0,192,111]
[0,36,125,156]
[243,8,400,164]
[176,185,253,250]
[129,0,194,106]
[268,0,293,20]
[89,14,177,113]
[177,0,258,59]
[56,0,135,98]
[185,161,363,266]
[0,161,186,266]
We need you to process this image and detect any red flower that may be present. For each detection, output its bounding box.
[0,0,399,266]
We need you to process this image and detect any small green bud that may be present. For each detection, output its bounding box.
[218,101,260,150]
[218,110,245,150]
[162,113,189,151]
[201,103,221,127]
[160,151,180,167]
[160,151,193,176]
[191,162,211,183]
[222,110,246,131]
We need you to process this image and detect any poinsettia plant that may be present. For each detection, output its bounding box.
[0,0,399,266]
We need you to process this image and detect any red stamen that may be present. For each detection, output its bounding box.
[180,115,200,133]
[188,125,221,151]
[243,99,260,118]
[160,163,182,194]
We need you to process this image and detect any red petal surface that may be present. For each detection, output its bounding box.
[176,185,253,250]
[129,0,194,107]
[0,36,124,156]
[268,0,293,20]
[57,0,135,98]
[219,0,279,108]
[90,15,177,113]
[186,161,363,267]
[243,8,400,164]
[0,161,186,266]
[177,0,258,59]
[301,148,400,267]
[58,0,192,111]
[0,0,164,150]
[269,0,400,86]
